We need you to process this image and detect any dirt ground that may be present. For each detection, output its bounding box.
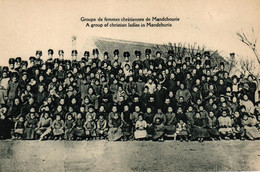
[0,140,259,172]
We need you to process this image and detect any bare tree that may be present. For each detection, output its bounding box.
[237,29,260,101]
[236,28,260,64]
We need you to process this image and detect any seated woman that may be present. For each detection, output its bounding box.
[152,118,165,142]
[134,114,148,140]
[52,114,65,140]
[84,115,97,140]
[24,113,38,140]
[192,112,210,142]
[174,119,188,142]
[73,113,85,140]
[108,108,123,141]
[36,112,52,141]
[241,114,260,140]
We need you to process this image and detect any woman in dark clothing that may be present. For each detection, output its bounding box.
[192,112,210,142]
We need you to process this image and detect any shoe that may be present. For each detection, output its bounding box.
[241,137,245,141]
[233,137,236,140]
[180,138,183,142]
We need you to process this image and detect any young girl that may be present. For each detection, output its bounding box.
[174,119,188,142]
[96,114,108,139]
[73,113,85,140]
[108,108,123,141]
[134,114,147,140]
[52,114,65,140]
[85,106,96,121]
[192,112,209,142]
[152,118,165,142]
[37,112,52,141]
[241,114,260,140]
[218,110,233,140]
[13,116,24,139]
[206,111,220,140]
[24,113,38,140]
[64,114,74,140]
[84,115,97,140]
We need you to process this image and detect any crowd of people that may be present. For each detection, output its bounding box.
[0,48,260,142]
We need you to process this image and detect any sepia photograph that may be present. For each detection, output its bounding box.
[0,0,260,171]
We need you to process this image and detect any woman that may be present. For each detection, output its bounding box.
[241,114,260,140]
[73,113,85,140]
[192,112,210,142]
[52,114,65,140]
[108,107,123,141]
[36,112,52,141]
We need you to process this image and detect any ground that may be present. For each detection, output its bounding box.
[0,140,259,172]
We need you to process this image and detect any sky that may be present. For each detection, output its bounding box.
[0,0,259,65]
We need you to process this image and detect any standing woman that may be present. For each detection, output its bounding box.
[192,112,210,142]
[7,74,19,107]
[108,105,123,141]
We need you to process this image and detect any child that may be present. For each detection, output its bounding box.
[85,106,96,121]
[37,112,52,141]
[73,113,85,140]
[174,119,188,142]
[108,110,123,141]
[24,113,38,140]
[96,114,108,139]
[84,115,97,140]
[218,110,233,140]
[64,114,74,140]
[192,112,210,142]
[152,118,166,142]
[165,107,177,137]
[13,116,24,139]
[206,111,220,140]
[231,111,245,140]
[134,114,147,140]
[52,114,65,140]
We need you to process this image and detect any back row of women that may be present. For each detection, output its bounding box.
[0,48,259,142]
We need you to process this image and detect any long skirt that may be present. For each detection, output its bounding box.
[165,125,176,135]
[36,127,49,135]
[74,128,85,137]
[192,127,210,140]
[207,128,220,137]
[244,126,260,140]
[96,128,108,137]
[65,129,74,139]
[53,128,64,136]
[14,128,24,135]
[108,127,123,141]
[152,131,165,140]
[24,128,36,139]
[85,129,96,137]
[134,130,147,139]
[122,124,132,136]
